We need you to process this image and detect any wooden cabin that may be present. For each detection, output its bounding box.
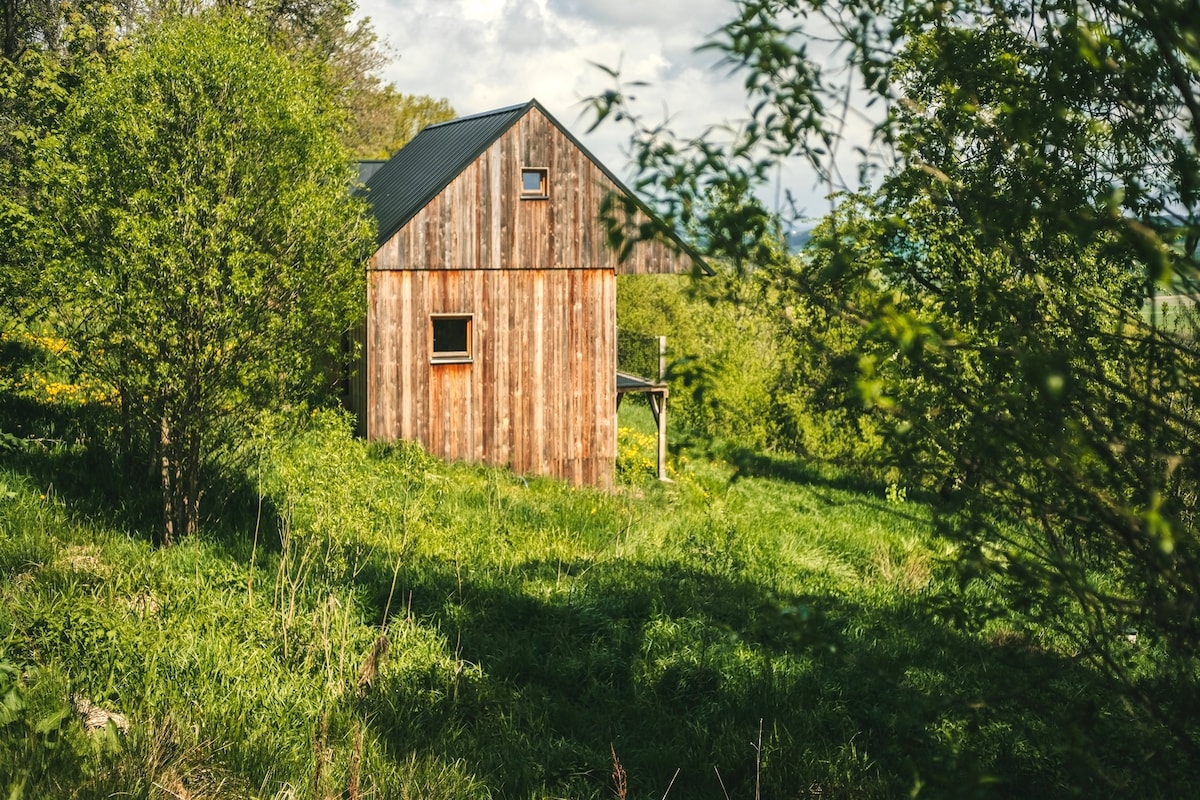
[347,99,707,488]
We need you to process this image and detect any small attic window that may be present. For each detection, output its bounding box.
[431,315,473,363]
[521,168,548,198]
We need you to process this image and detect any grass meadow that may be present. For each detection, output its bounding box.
[0,380,1192,797]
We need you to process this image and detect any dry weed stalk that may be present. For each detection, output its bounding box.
[356,633,390,694]
[610,744,628,800]
[349,725,363,800]
[72,694,129,734]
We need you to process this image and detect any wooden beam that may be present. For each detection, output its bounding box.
[646,387,669,482]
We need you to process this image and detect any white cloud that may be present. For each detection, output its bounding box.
[546,0,725,29]
[493,0,565,51]
[354,0,870,216]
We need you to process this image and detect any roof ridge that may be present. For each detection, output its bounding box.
[425,99,534,131]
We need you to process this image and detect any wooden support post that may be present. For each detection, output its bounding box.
[657,390,668,481]
[656,337,668,480]
[647,388,669,482]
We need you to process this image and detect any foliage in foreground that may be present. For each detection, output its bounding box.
[0,0,453,160]
[29,12,375,543]
[0,407,1195,798]
[591,0,1200,758]
[2,0,455,544]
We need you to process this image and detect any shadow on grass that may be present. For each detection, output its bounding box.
[0,388,277,550]
[681,438,936,533]
[705,440,977,514]
[678,435,886,496]
[350,552,1174,800]
[5,384,1189,798]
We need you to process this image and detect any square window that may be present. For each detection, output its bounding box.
[521,167,547,198]
[431,315,472,362]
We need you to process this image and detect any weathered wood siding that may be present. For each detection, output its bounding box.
[365,266,616,488]
[354,104,698,487]
[378,106,694,276]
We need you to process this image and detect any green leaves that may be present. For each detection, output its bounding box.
[0,663,25,728]
[33,12,374,541]
[589,0,1200,761]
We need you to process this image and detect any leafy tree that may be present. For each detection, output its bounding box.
[248,0,456,158]
[2,0,57,59]
[219,0,456,157]
[126,0,454,157]
[0,53,58,320]
[344,87,455,159]
[591,0,1200,757]
[619,266,788,451]
[1,0,126,324]
[34,12,374,543]
[1,0,454,182]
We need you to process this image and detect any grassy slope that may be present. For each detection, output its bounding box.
[0,402,1189,799]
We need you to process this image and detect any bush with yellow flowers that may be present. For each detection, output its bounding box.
[616,426,678,484]
[0,328,116,408]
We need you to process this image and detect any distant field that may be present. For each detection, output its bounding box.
[1142,293,1200,326]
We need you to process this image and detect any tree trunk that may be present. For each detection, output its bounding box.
[184,422,201,538]
[159,415,176,547]
[158,413,203,545]
[2,0,19,62]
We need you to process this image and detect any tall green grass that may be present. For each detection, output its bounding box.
[0,406,1192,798]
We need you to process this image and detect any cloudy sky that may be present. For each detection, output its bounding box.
[354,0,867,219]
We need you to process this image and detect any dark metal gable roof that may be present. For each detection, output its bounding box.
[360,98,711,274]
[355,159,387,185]
[361,101,530,247]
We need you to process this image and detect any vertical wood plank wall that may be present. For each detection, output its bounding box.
[359,106,691,488]
[366,267,616,488]
[378,107,694,275]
